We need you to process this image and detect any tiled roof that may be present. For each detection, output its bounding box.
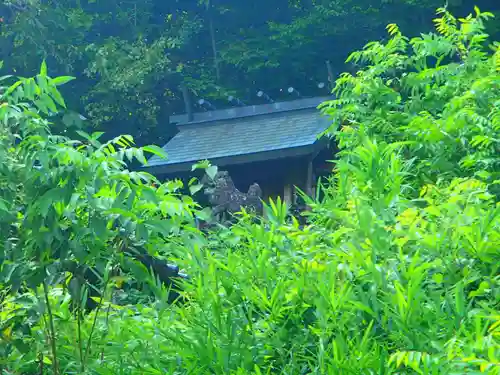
[146,108,331,168]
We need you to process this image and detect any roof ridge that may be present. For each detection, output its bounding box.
[176,106,322,129]
[170,96,331,127]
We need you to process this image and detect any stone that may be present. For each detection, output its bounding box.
[203,170,263,222]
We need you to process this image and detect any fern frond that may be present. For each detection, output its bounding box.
[494,44,500,72]
[389,350,433,372]
[433,7,458,38]
[386,23,400,36]
[470,135,494,149]
[489,104,500,131]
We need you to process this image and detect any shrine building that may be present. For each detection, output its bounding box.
[144,96,335,207]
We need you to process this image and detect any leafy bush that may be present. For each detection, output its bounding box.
[0,61,202,373]
[320,6,500,194]
[1,6,499,375]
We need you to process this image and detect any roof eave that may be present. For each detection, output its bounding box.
[143,141,326,176]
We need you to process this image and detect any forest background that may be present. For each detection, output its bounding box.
[1,0,499,146]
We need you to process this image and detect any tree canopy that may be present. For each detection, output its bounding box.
[1,0,499,145]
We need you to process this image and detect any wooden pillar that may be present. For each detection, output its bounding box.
[283,183,293,206]
[284,161,302,206]
[326,60,334,91]
[306,158,314,197]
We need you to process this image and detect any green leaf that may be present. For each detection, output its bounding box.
[0,198,9,212]
[143,145,168,160]
[42,356,53,365]
[196,207,213,221]
[432,273,443,284]
[455,281,465,320]
[37,188,66,217]
[206,165,218,180]
[122,135,135,145]
[91,217,109,239]
[122,258,151,283]
[77,130,101,148]
[41,93,58,113]
[40,60,48,76]
[34,98,49,114]
[133,148,147,165]
[23,78,36,100]
[144,219,173,235]
[3,80,23,98]
[49,88,66,107]
[105,208,138,220]
[191,160,211,171]
[51,76,76,86]
[0,75,13,83]
[125,148,134,162]
[62,112,84,129]
[135,223,149,242]
[469,281,490,298]
[36,74,48,92]
[92,132,105,140]
[12,339,31,354]
[189,183,203,195]
[140,187,160,204]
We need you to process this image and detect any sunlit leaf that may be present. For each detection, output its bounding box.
[189,183,203,195]
[143,145,168,160]
[206,165,218,180]
[40,60,48,76]
[51,76,76,86]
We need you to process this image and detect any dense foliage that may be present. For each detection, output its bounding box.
[1,5,500,375]
[320,6,500,196]
[1,0,499,144]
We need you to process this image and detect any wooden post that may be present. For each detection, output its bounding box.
[306,159,313,197]
[326,60,334,91]
[283,183,293,206]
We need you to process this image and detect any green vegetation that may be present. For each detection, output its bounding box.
[1,6,499,375]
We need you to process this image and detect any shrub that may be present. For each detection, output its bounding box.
[319,6,500,195]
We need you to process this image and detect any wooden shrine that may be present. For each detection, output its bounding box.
[144,96,335,212]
